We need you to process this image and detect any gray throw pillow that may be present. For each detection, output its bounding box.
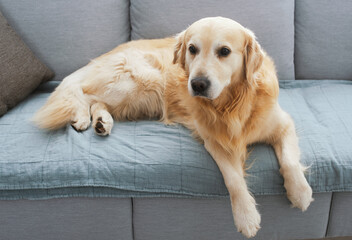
[0,11,54,116]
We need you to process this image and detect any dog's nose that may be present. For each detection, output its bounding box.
[191,77,210,96]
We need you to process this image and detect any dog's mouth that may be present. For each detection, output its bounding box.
[191,90,210,98]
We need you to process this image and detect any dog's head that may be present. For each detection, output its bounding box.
[173,17,264,100]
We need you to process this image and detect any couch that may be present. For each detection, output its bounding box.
[0,0,351,239]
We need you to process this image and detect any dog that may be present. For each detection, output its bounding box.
[33,17,313,238]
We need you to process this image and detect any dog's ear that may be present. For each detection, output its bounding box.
[243,29,264,84]
[173,30,186,69]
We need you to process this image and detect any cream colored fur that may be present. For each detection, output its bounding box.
[33,17,313,238]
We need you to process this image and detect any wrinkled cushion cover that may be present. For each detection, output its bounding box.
[0,11,54,117]
[0,80,351,200]
[130,0,295,80]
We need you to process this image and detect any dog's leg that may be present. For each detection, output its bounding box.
[91,102,114,136]
[272,111,313,211]
[71,103,91,132]
[204,141,260,238]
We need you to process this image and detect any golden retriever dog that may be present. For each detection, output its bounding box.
[33,17,313,238]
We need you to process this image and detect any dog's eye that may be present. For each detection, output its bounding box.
[218,47,231,57]
[189,45,197,55]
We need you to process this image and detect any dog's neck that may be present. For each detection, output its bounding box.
[191,76,257,141]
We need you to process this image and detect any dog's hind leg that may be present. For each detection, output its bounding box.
[70,101,91,132]
[91,102,113,136]
[33,66,93,131]
[68,82,92,132]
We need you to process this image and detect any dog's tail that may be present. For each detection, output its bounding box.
[32,85,76,130]
[32,67,90,130]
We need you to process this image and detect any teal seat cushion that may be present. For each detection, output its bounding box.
[0,80,351,200]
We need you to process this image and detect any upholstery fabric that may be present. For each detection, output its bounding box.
[0,0,130,81]
[133,193,331,240]
[0,11,54,117]
[130,0,295,80]
[0,198,133,240]
[295,0,352,80]
[0,80,351,199]
[326,192,352,237]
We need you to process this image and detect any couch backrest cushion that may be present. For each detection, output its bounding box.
[0,0,130,81]
[130,0,295,80]
[295,0,352,80]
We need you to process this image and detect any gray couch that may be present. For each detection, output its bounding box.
[0,1,351,240]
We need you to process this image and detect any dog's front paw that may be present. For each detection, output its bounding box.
[93,115,113,136]
[286,179,314,211]
[233,198,261,238]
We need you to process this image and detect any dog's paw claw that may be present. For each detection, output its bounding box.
[239,224,261,238]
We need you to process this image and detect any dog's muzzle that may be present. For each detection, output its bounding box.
[190,77,211,97]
